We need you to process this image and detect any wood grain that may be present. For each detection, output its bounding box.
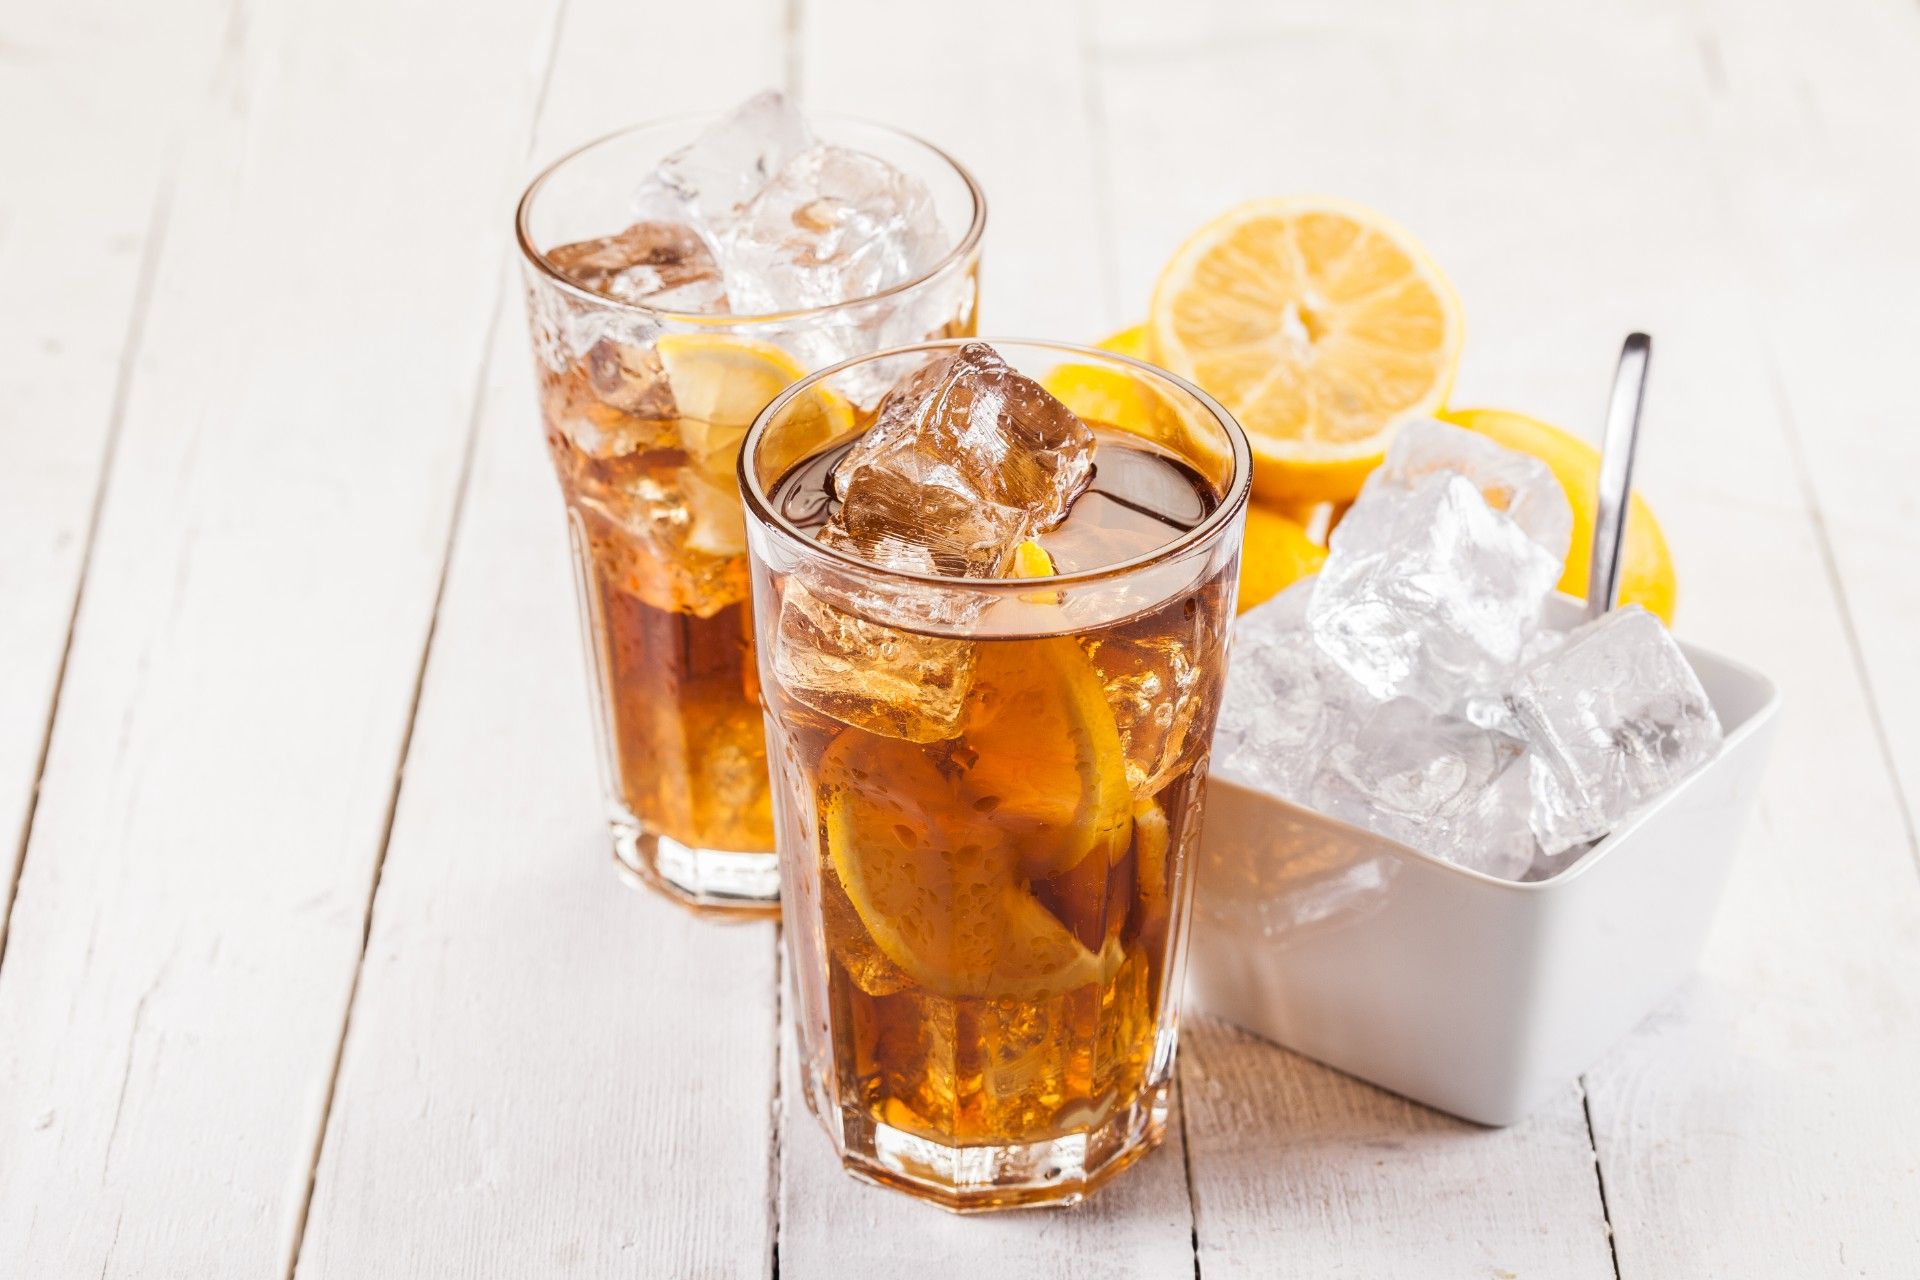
[1689,0,1920,843]
[292,276,782,1280]
[799,0,1115,341]
[0,0,566,1272]
[290,1,789,1275]
[0,0,228,950]
[1575,4,1920,1271]
[1181,1019,1615,1280]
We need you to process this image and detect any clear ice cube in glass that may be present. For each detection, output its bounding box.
[824,342,1095,577]
[720,145,945,314]
[769,575,975,744]
[636,90,816,231]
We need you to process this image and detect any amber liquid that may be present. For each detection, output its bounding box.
[765,433,1231,1187]
[539,360,775,858]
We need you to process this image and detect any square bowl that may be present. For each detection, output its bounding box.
[1183,593,1782,1126]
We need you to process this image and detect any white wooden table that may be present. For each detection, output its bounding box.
[4,0,1919,1274]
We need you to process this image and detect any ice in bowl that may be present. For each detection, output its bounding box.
[1213,419,1723,881]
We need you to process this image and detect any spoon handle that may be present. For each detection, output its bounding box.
[1588,333,1651,620]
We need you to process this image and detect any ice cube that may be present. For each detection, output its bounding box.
[1308,471,1560,709]
[769,574,975,743]
[543,220,728,312]
[1462,625,1568,732]
[1506,605,1723,854]
[720,145,944,313]
[1308,696,1538,881]
[570,461,750,619]
[1085,623,1216,800]
[637,90,816,231]
[539,344,681,463]
[824,343,1096,577]
[582,339,677,419]
[1211,594,1360,801]
[1372,419,1574,562]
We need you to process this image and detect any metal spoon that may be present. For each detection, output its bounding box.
[1587,333,1651,620]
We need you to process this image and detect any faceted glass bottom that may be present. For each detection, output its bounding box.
[610,812,780,918]
[801,1060,1171,1212]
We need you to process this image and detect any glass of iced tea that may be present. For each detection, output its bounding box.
[515,97,984,914]
[741,340,1249,1208]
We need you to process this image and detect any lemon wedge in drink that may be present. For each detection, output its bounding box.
[654,333,853,479]
[1149,198,1464,503]
[957,543,1134,879]
[817,541,1133,998]
[821,734,1100,999]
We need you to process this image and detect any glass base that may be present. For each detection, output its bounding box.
[610,815,779,919]
[805,1063,1171,1212]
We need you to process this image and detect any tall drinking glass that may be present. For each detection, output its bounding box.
[742,340,1250,1208]
[516,119,984,915]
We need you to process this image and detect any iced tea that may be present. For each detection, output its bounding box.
[743,341,1249,1208]
[516,102,983,911]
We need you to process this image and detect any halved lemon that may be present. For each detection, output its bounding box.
[821,733,1101,999]
[1149,198,1464,503]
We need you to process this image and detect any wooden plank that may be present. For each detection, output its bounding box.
[1579,1,1920,1272]
[0,0,566,1272]
[1095,0,1920,1272]
[799,0,1113,340]
[0,0,228,947]
[293,275,782,1280]
[775,985,1199,1279]
[1181,1020,1614,1279]
[1686,0,1920,843]
[774,4,1203,1271]
[290,2,788,1275]
[1086,5,1624,1273]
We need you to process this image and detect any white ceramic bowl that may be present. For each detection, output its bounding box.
[1184,593,1782,1126]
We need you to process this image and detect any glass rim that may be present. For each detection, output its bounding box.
[739,337,1254,592]
[514,112,988,327]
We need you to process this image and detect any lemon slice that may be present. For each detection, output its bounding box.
[1149,198,1463,502]
[821,733,1100,998]
[1440,407,1676,621]
[655,333,853,480]
[1131,797,1175,955]
[959,635,1132,880]
[1132,797,1171,920]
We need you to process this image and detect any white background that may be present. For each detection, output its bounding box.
[1,0,1917,1275]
